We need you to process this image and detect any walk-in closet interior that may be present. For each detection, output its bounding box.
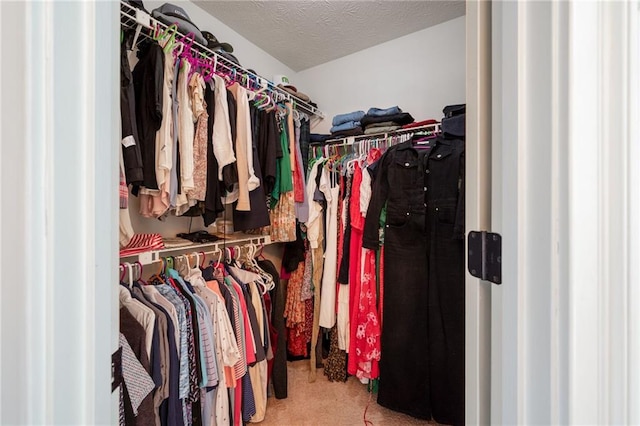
[118,1,466,424]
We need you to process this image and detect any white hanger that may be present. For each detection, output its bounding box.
[126,262,134,289]
[214,249,223,268]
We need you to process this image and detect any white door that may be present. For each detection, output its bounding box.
[0,1,120,423]
[466,1,640,424]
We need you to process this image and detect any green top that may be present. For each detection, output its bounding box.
[271,120,294,208]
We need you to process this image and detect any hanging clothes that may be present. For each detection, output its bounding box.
[228,83,259,212]
[175,59,197,216]
[363,135,465,423]
[189,72,208,202]
[318,166,339,329]
[258,258,288,399]
[233,105,271,231]
[269,116,296,242]
[211,74,237,185]
[120,37,143,187]
[132,41,164,193]
[138,45,174,218]
[202,81,225,227]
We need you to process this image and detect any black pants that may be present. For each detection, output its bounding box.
[427,198,465,426]
[377,206,431,420]
[377,199,464,425]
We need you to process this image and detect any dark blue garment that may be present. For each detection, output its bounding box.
[134,282,185,426]
[442,113,465,138]
[310,133,332,143]
[150,298,184,426]
[241,372,257,422]
[299,118,311,174]
[168,274,202,426]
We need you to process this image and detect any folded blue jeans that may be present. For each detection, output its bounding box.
[332,111,365,127]
[367,106,402,117]
[330,120,361,133]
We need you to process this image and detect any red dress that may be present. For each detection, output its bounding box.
[354,248,381,379]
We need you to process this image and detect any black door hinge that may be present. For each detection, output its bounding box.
[468,231,502,284]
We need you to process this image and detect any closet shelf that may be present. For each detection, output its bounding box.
[120,233,272,265]
[318,122,442,147]
[120,1,325,119]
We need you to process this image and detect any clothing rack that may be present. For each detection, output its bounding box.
[311,122,441,158]
[120,0,325,119]
[120,233,271,265]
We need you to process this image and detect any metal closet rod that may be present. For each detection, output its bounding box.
[119,234,271,265]
[120,0,325,119]
[322,123,441,146]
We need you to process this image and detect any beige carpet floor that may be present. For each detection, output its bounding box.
[257,360,439,425]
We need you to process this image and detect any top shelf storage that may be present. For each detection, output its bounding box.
[120,1,325,119]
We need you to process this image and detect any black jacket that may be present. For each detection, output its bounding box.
[363,136,464,249]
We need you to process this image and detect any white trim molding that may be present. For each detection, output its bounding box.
[465,1,492,424]
[491,0,639,424]
[0,1,119,424]
[569,1,639,424]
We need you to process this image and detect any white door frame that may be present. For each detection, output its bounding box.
[465,2,492,424]
[467,1,640,424]
[0,1,119,424]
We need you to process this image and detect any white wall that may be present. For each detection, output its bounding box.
[296,16,466,134]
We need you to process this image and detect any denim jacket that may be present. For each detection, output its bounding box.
[363,136,465,249]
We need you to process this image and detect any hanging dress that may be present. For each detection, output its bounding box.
[269,120,296,242]
[318,165,340,329]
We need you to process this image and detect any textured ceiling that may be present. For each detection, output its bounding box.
[193,1,466,71]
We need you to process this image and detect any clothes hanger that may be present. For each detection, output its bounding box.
[134,261,145,285]
[214,248,223,269]
[126,262,135,289]
[119,264,126,283]
[156,23,179,52]
[199,56,215,82]
[148,258,165,284]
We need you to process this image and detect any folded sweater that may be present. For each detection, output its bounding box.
[402,119,438,129]
[360,112,414,127]
[363,125,401,135]
[364,121,397,129]
[330,126,363,138]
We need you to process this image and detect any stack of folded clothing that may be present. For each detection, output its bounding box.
[360,106,415,134]
[402,118,439,129]
[330,111,365,137]
[310,133,333,144]
[441,104,465,138]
